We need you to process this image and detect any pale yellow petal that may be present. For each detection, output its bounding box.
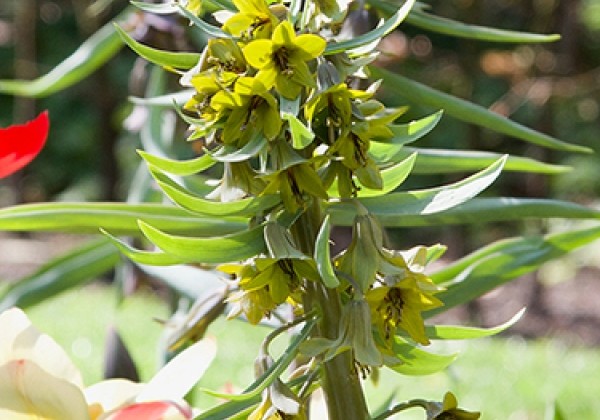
[84,379,143,414]
[0,359,89,420]
[0,308,83,388]
[243,40,274,69]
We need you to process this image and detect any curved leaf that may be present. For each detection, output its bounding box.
[102,230,189,266]
[371,197,600,227]
[372,110,443,145]
[424,308,525,340]
[405,5,560,43]
[0,202,247,235]
[0,239,119,311]
[369,146,570,174]
[388,336,457,376]
[139,150,216,176]
[324,0,416,55]
[129,90,195,107]
[370,66,591,153]
[139,221,266,264]
[177,4,230,38]
[0,11,129,97]
[328,156,507,222]
[114,24,201,69]
[209,134,268,162]
[428,225,600,316]
[314,215,340,288]
[369,0,560,43]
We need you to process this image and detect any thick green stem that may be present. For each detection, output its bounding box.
[292,201,370,420]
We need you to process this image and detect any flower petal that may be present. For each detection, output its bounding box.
[0,307,83,388]
[0,359,89,420]
[243,40,274,69]
[84,378,144,414]
[294,34,326,60]
[0,111,49,178]
[135,338,217,403]
[102,401,192,420]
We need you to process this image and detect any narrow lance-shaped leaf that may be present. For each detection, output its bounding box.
[138,150,216,176]
[369,0,560,43]
[372,110,443,145]
[367,197,600,228]
[113,24,201,69]
[369,146,570,174]
[370,66,591,153]
[388,336,457,376]
[0,202,248,235]
[314,215,340,288]
[0,10,130,97]
[324,0,416,54]
[102,229,190,266]
[177,4,230,38]
[148,166,281,217]
[129,90,196,107]
[197,320,316,403]
[139,221,266,264]
[0,239,119,312]
[328,156,507,223]
[427,225,600,316]
[421,308,525,340]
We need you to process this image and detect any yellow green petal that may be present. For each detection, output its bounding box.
[243,40,274,69]
[294,34,326,60]
[272,21,296,48]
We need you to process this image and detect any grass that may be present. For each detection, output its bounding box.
[24,283,600,419]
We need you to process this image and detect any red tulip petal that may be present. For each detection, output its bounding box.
[104,401,192,420]
[0,111,49,178]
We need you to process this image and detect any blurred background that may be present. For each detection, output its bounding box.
[1,0,600,418]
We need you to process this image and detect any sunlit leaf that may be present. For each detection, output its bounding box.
[0,202,247,235]
[314,215,340,288]
[423,308,525,339]
[328,156,507,222]
[324,0,416,54]
[177,4,230,38]
[369,146,570,174]
[428,225,600,315]
[139,150,216,176]
[283,113,315,149]
[370,66,591,153]
[114,24,201,69]
[138,221,266,264]
[388,336,457,375]
[372,110,443,145]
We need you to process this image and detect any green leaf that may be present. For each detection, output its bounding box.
[283,113,315,149]
[388,336,457,375]
[154,171,280,216]
[139,150,216,176]
[114,24,201,69]
[324,0,416,55]
[263,222,307,260]
[403,4,560,43]
[370,146,570,174]
[138,221,266,264]
[0,11,129,97]
[328,156,507,223]
[130,1,179,14]
[370,66,591,153]
[423,308,525,340]
[209,133,268,162]
[177,4,230,38]
[370,198,600,227]
[197,320,316,405]
[102,229,189,266]
[428,225,600,316]
[129,90,195,107]
[372,110,443,145]
[0,202,247,235]
[0,239,119,312]
[314,215,340,288]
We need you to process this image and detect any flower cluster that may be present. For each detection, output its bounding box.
[178,0,443,370]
